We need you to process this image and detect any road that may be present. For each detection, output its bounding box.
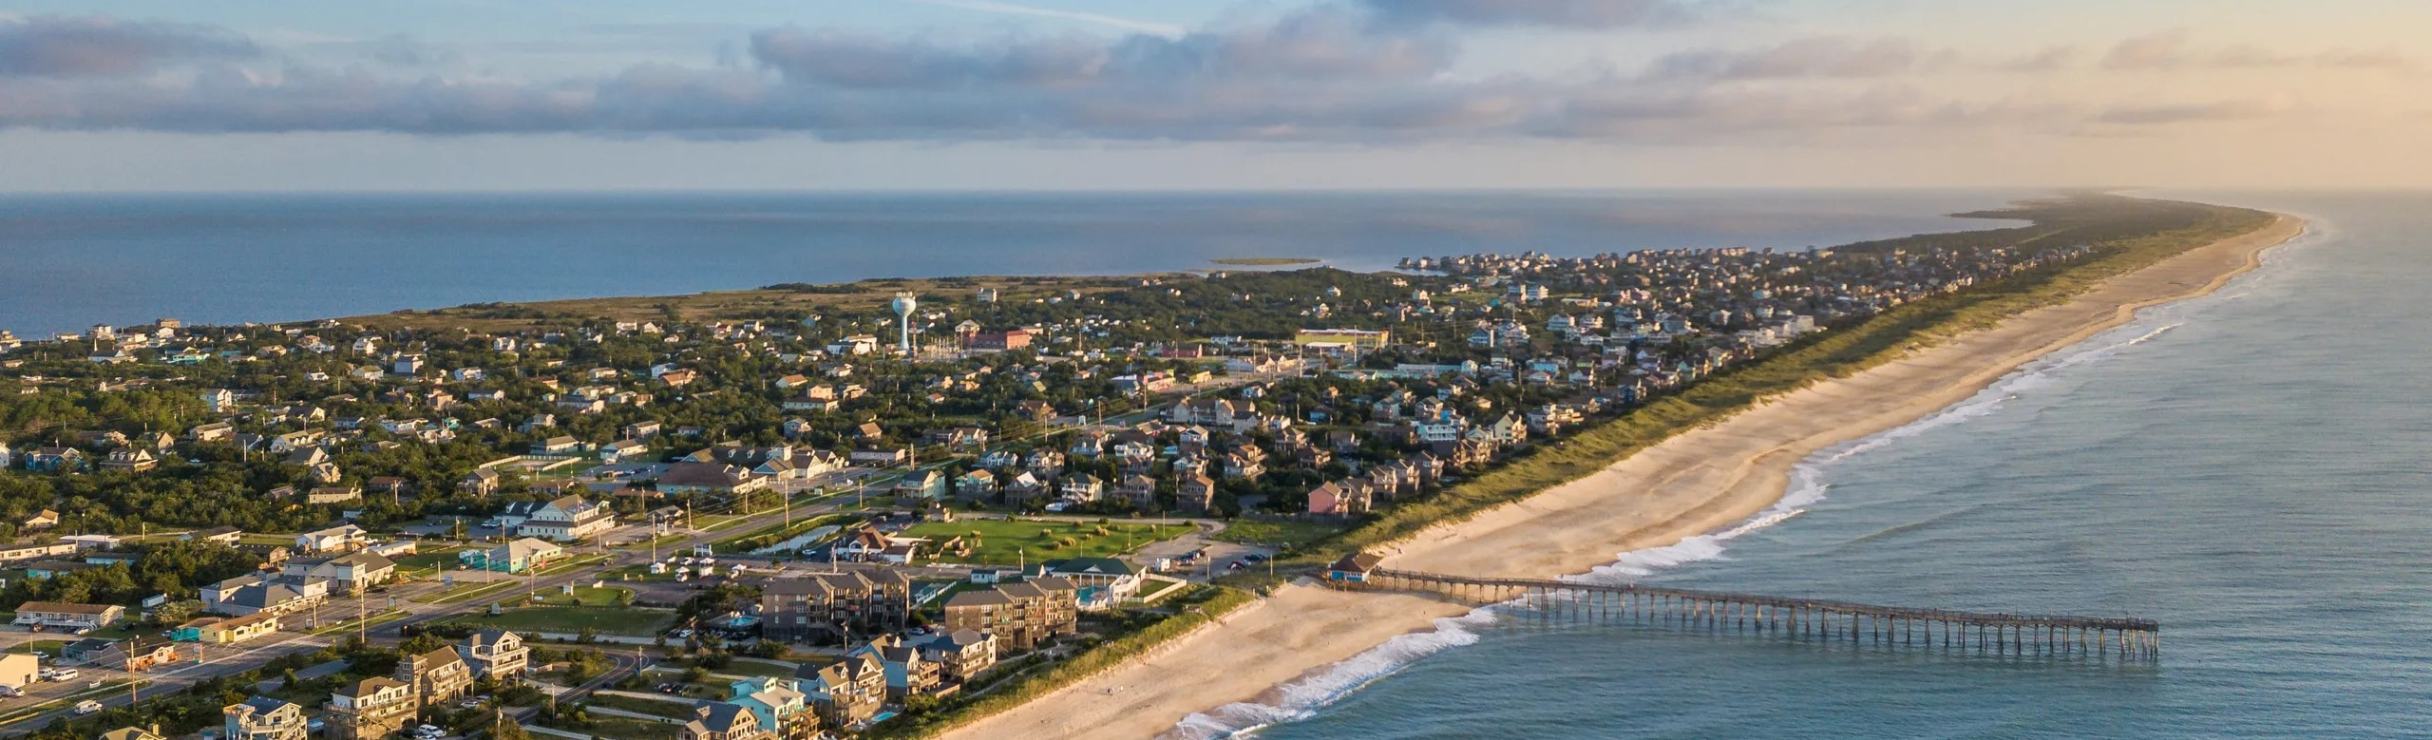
[0,370,1283,733]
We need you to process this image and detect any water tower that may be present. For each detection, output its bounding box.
[890,292,919,355]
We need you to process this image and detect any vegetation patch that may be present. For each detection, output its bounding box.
[446,605,677,636]
[902,518,1192,564]
[1211,519,1347,550]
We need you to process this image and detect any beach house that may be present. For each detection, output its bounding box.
[459,537,564,573]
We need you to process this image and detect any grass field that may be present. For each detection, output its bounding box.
[5,640,67,655]
[902,518,1191,565]
[1211,519,1345,550]
[587,693,699,718]
[452,605,677,636]
[529,585,634,607]
[712,659,802,679]
[391,545,468,571]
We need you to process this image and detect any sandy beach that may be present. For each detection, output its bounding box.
[944,212,2307,740]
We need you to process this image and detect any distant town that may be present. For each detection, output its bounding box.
[0,213,2104,738]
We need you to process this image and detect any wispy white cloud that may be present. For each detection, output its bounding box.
[901,0,1186,38]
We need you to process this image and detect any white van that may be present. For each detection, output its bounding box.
[74,699,102,715]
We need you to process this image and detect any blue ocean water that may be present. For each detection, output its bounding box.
[1229,192,2432,738]
[0,190,2018,337]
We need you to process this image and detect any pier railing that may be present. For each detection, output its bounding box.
[1341,568,2160,660]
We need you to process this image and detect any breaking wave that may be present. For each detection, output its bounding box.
[1160,218,2322,737]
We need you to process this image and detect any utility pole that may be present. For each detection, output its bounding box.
[358,588,368,643]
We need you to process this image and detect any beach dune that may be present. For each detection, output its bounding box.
[945,213,2306,740]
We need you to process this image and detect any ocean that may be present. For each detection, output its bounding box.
[1211,192,2432,738]
[0,190,2019,338]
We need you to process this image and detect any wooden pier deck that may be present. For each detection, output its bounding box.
[1336,566,2160,660]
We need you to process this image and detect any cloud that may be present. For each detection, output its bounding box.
[2100,30,2189,70]
[750,8,1455,90]
[0,11,2346,145]
[1360,0,1700,29]
[0,15,258,78]
[905,0,1185,39]
[365,34,455,67]
[2104,30,2415,72]
[2094,98,2288,125]
[1647,37,1936,81]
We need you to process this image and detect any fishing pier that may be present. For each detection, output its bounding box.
[1328,557,2160,660]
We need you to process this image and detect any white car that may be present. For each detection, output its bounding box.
[74,700,102,715]
[47,669,78,682]
[414,724,446,739]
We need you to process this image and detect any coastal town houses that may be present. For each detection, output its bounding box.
[173,612,281,644]
[504,494,618,542]
[327,676,417,740]
[920,629,998,684]
[760,570,916,644]
[805,652,887,729]
[681,701,775,740]
[397,645,476,708]
[459,537,565,573]
[223,696,310,740]
[850,634,949,701]
[11,601,124,630]
[1039,557,1143,609]
[462,629,530,681]
[726,676,813,738]
[282,551,397,594]
[202,574,329,617]
[659,461,769,495]
[295,524,369,554]
[942,577,1080,652]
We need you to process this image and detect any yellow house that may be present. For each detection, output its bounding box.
[175,612,281,644]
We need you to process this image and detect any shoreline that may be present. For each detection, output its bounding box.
[940,211,2308,740]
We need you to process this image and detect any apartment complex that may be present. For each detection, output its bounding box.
[758,570,916,644]
[941,576,1079,652]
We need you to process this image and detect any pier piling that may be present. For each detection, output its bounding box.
[1341,567,2160,661]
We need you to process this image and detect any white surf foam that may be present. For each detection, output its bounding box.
[1167,607,1504,739]
[1163,216,2325,738]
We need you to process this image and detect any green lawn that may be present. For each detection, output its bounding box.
[1211,519,1346,550]
[6,640,67,655]
[450,605,676,636]
[902,518,1191,565]
[712,659,801,679]
[587,693,699,719]
[391,545,468,571]
[529,585,634,607]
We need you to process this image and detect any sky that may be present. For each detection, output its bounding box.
[1,0,2426,191]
